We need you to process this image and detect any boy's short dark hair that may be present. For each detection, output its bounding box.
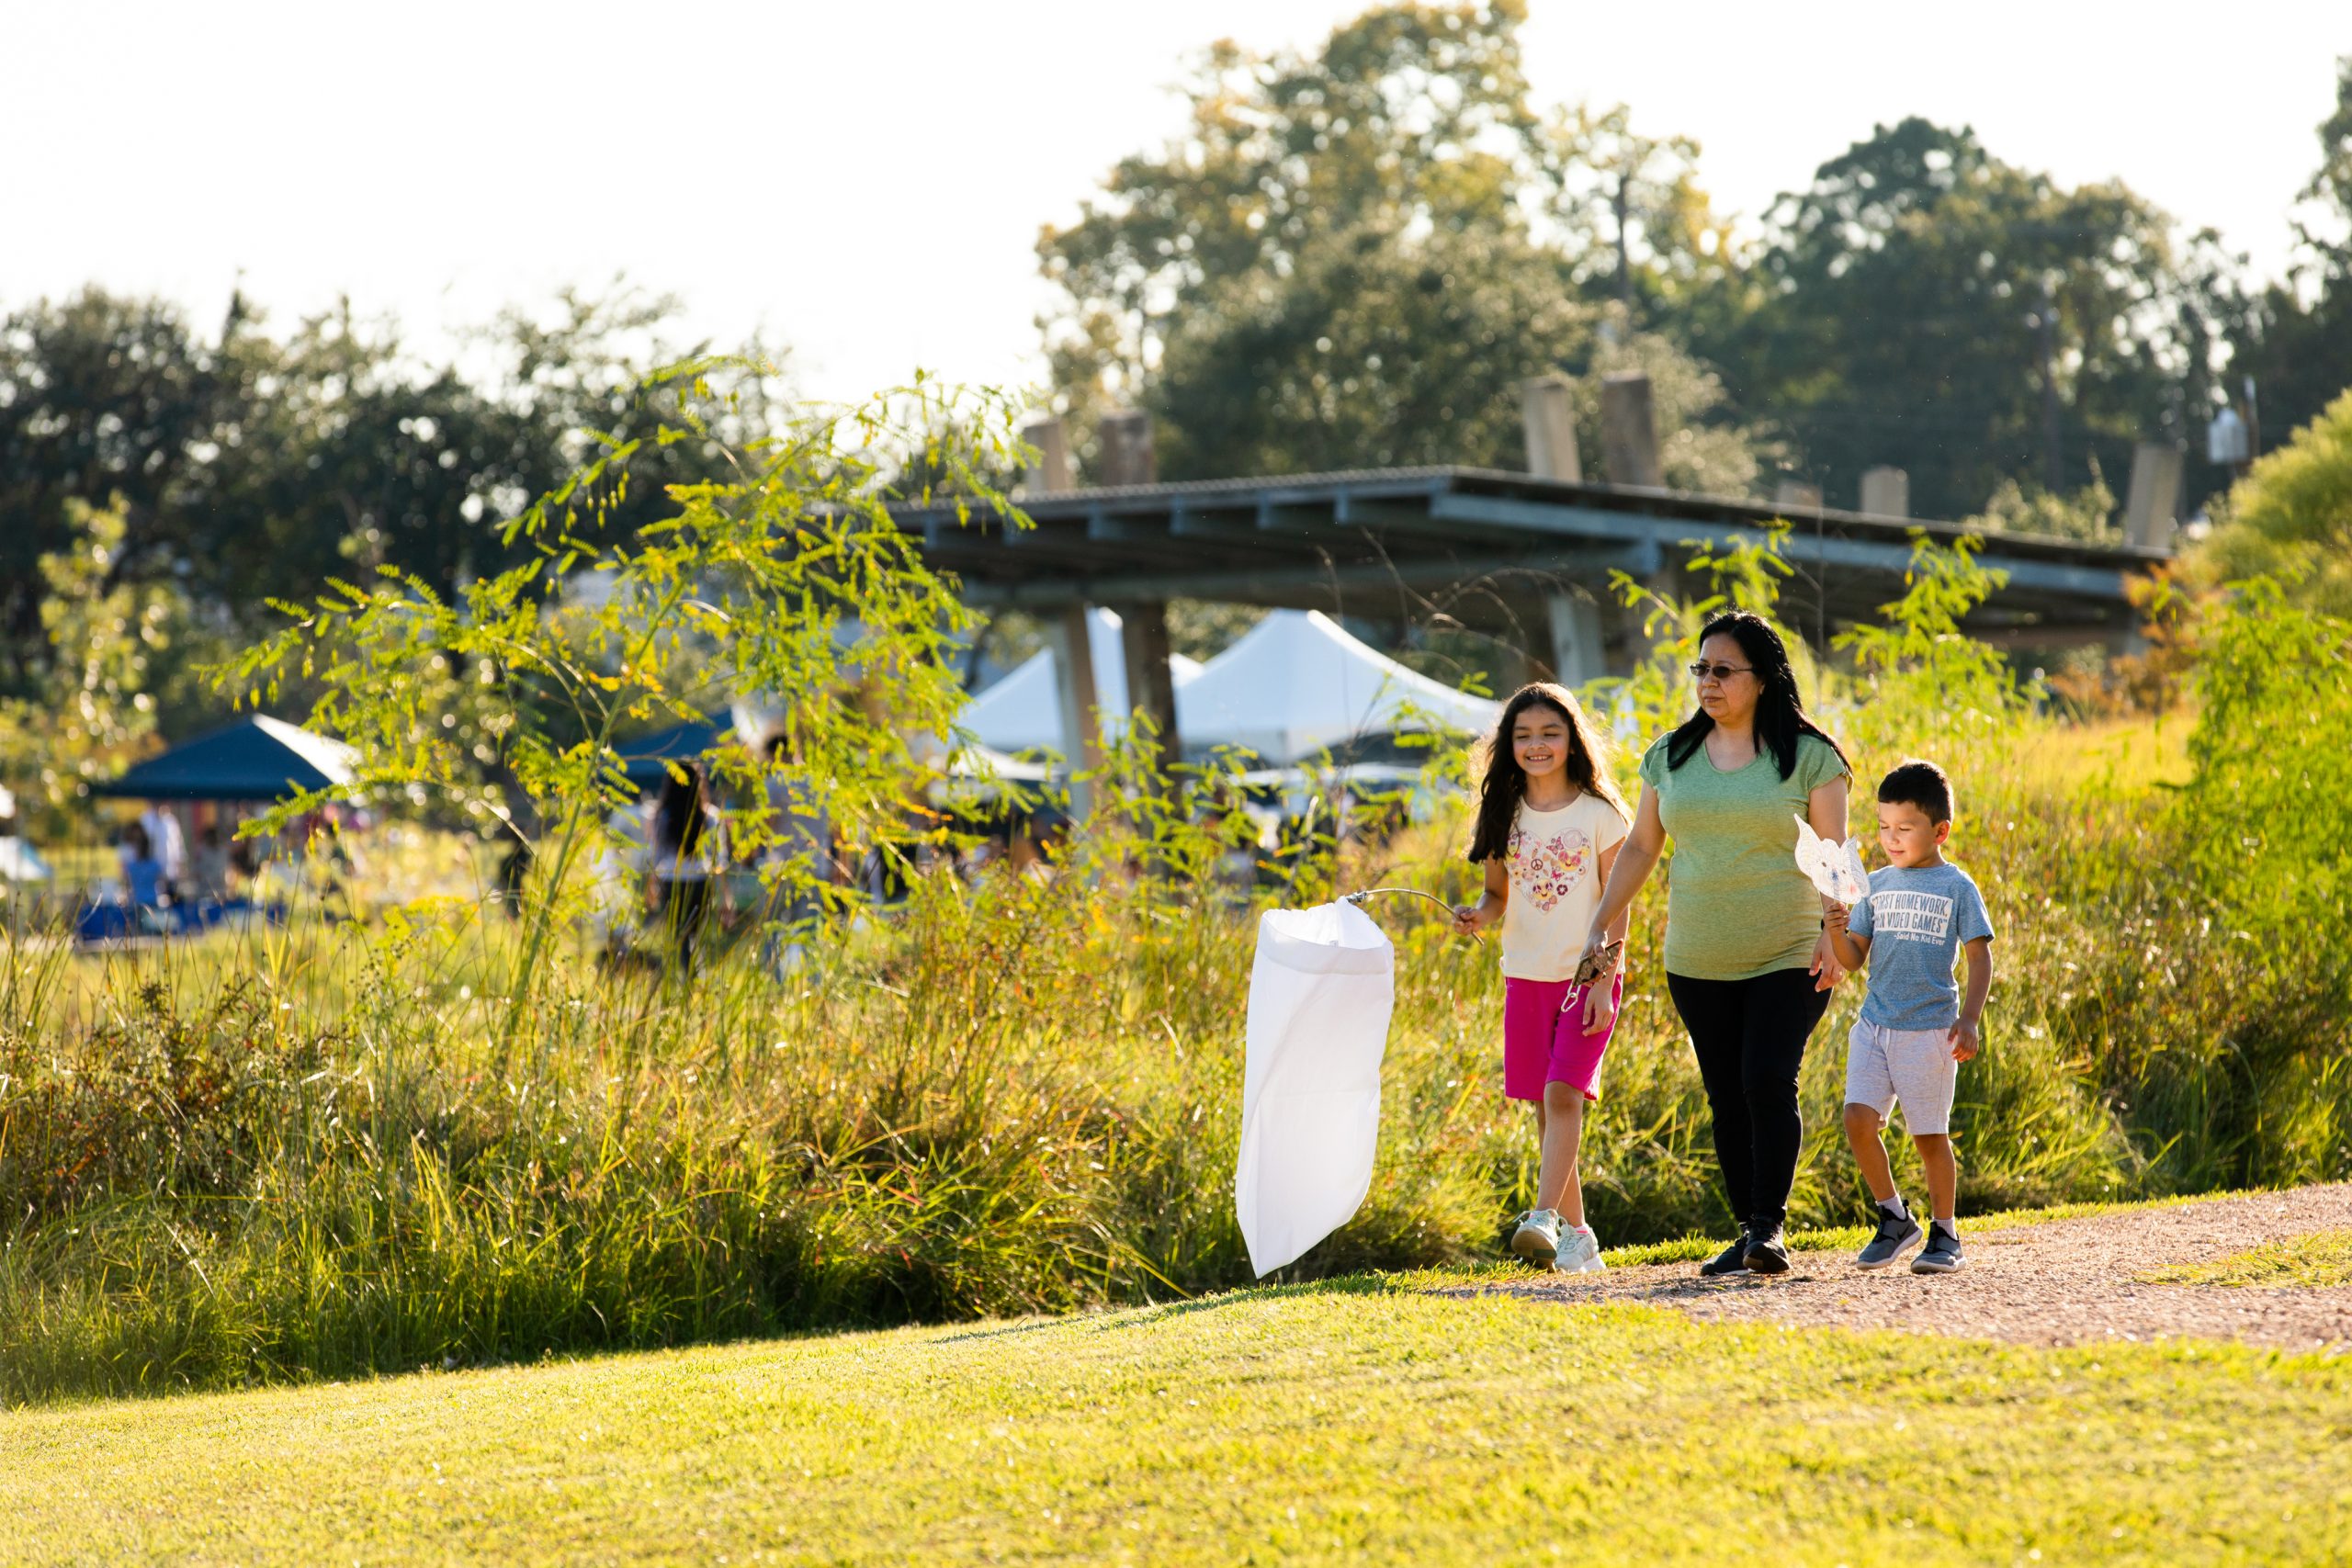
[1878,759,1954,823]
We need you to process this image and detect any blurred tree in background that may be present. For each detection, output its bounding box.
[1690,116,2244,520]
[2228,57,2352,471]
[1150,221,1586,477]
[0,293,224,694]
[0,284,785,725]
[0,500,194,826]
[1037,2,1544,430]
[1042,8,2352,535]
[1036,0,1767,485]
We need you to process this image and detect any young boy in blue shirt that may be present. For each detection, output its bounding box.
[1823,760,1994,1274]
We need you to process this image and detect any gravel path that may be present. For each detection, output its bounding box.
[1455,1185,2352,1352]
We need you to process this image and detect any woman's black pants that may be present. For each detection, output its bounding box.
[1665,967,1832,1234]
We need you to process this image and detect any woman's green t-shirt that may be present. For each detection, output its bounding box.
[1637,729,1849,982]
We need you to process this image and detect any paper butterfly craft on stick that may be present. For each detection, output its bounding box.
[1792,816,1870,906]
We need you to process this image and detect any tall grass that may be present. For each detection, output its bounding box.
[2,565,2346,1405]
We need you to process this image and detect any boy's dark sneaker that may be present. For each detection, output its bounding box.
[1698,1231,1752,1277]
[1744,1224,1792,1275]
[1855,1206,1923,1269]
[1912,1222,1965,1273]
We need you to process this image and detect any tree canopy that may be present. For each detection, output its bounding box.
[1039,6,2348,536]
[0,286,777,706]
[1036,1,1764,485]
[1692,116,2241,520]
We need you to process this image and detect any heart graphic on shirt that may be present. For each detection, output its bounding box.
[1508,823,1591,912]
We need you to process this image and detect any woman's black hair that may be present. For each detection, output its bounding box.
[1465,682,1628,863]
[1664,611,1849,780]
[653,761,708,857]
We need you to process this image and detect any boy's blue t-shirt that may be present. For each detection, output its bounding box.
[1849,861,1994,1030]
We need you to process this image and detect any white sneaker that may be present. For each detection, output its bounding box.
[1510,1208,1563,1265]
[1554,1225,1606,1274]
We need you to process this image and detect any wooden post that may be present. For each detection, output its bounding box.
[1041,608,1105,816]
[1022,415,1101,812]
[1599,372,1662,488]
[1487,640,1539,699]
[1093,409,1180,785]
[1860,467,1909,518]
[1545,592,1607,688]
[2124,443,2182,550]
[1022,415,1072,494]
[1118,602,1182,783]
[1521,375,1582,482]
[1096,410,1157,487]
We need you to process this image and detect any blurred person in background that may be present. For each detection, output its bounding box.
[137,804,187,902]
[650,761,724,976]
[591,795,654,965]
[119,822,164,909]
[192,823,233,901]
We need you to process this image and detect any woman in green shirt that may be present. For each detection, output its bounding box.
[1580,611,1851,1276]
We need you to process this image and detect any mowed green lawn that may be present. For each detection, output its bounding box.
[5,1280,2347,1566]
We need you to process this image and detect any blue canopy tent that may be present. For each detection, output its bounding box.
[618,712,730,790]
[75,716,352,943]
[91,715,356,802]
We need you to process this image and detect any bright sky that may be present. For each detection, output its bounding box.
[6,2,2344,402]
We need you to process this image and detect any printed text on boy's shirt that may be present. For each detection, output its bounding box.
[1868,890,1953,943]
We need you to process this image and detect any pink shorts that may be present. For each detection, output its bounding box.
[1502,974,1623,1103]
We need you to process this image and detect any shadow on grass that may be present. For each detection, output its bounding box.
[927,1318,1084,1348]
[944,1198,2293,1352]
[1091,1273,1399,1333]
[922,1275,1400,1348]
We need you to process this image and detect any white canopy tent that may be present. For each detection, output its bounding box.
[729,690,1047,797]
[904,730,1054,800]
[1175,611,1499,764]
[960,607,1204,755]
[0,785,50,883]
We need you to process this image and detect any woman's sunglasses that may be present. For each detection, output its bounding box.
[1688,660,1755,682]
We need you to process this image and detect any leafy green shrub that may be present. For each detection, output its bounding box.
[2195,386,2352,617]
[0,980,327,1222]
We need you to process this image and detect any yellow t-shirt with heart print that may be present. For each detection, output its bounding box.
[1498,793,1630,982]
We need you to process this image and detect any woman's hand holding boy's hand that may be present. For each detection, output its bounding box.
[1808,931,1847,992]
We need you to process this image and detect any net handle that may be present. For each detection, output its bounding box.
[1340,886,1487,943]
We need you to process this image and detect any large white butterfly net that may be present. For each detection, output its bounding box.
[1233,901,1396,1278]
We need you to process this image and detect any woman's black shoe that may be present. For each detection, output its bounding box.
[1698,1231,1752,1276]
[1744,1225,1792,1274]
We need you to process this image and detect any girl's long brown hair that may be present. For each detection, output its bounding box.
[1465,682,1629,863]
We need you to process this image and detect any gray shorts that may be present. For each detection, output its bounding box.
[1843,1018,1959,1135]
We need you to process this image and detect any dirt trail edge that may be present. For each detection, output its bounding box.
[1443,1185,2352,1352]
